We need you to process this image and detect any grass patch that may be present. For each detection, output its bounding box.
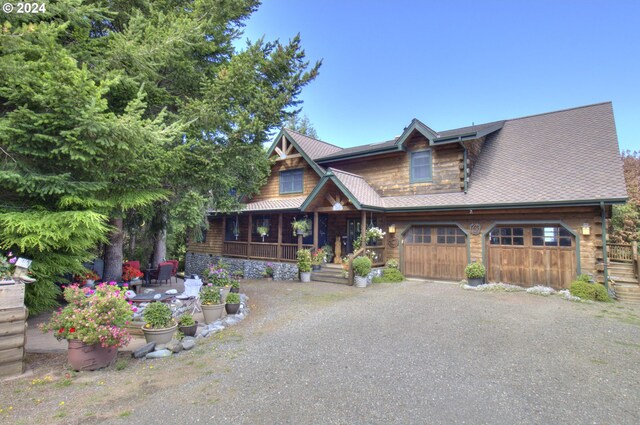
[590,358,607,365]
[55,379,72,388]
[115,360,128,371]
[119,410,132,418]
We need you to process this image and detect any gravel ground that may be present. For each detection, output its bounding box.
[107,280,640,425]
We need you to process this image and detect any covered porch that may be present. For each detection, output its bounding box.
[220,210,387,267]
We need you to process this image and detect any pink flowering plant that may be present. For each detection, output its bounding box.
[1,251,17,281]
[40,282,134,348]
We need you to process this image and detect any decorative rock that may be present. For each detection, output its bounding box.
[200,329,210,338]
[146,349,172,359]
[184,254,299,280]
[132,342,156,359]
[182,339,196,350]
[155,343,167,351]
[166,339,183,353]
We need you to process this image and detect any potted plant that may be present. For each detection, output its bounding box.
[40,283,134,371]
[465,262,486,287]
[257,225,269,242]
[225,292,241,315]
[122,265,143,283]
[311,249,324,271]
[230,278,240,293]
[321,244,334,263]
[82,270,100,286]
[200,284,225,324]
[208,263,231,303]
[291,218,311,236]
[0,251,16,284]
[178,312,198,337]
[262,263,275,280]
[352,256,372,288]
[297,249,312,282]
[141,302,177,344]
[365,226,386,244]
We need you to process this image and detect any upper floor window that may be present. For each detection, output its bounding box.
[410,150,432,183]
[280,169,304,194]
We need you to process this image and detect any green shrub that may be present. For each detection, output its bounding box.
[143,302,174,329]
[372,268,405,283]
[178,313,195,327]
[569,280,611,302]
[464,262,486,278]
[352,256,372,277]
[297,249,312,273]
[576,274,592,283]
[226,292,240,304]
[386,258,399,269]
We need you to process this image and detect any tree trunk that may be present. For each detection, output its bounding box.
[152,227,167,268]
[151,206,168,267]
[104,217,124,282]
[129,231,136,258]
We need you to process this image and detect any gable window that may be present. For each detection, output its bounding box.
[280,169,304,194]
[410,150,432,183]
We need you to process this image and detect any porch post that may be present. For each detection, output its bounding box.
[361,210,367,249]
[313,211,319,250]
[633,241,639,280]
[277,213,283,260]
[247,213,252,259]
[222,215,226,256]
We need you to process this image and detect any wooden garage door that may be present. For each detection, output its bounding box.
[487,226,576,289]
[403,226,467,280]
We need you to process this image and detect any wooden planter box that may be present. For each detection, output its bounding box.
[0,306,27,379]
[0,282,25,310]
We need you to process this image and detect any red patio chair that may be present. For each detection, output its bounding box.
[166,260,179,283]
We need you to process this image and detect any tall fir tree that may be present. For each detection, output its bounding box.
[0,0,320,311]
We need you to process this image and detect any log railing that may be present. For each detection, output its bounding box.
[608,243,634,263]
[223,241,312,262]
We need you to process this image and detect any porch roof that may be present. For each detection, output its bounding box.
[241,196,306,212]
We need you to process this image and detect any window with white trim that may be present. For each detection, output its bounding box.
[410,150,432,183]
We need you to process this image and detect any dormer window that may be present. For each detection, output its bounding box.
[280,169,304,194]
[410,149,432,183]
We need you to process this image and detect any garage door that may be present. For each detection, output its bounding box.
[487,225,577,288]
[402,226,467,280]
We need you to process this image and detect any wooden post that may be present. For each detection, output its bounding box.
[221,215,226,255]
[277,213,283,260]
[313,211,319,250]
[633,241,639,280]
[361,210,367,249]
[247,214,252,259]
[297,234,303,251]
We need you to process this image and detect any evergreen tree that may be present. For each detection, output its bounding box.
[285,113,319,138]
[0,1,320,311]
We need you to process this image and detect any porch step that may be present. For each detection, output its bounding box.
[613,284,640,304]
[311,267,350,285]
[609,275,639,284]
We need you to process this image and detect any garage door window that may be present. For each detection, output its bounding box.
[405,226,431,244]
[532,227,572,247]
[489,227,524,246]
[436,227,465,244]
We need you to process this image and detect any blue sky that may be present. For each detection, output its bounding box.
[239,0,639,151]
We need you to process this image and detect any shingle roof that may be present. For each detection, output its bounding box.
[283,129,342,160]
[242,197,306,212]
[315,139,397,161]
[329,168,386,208]
[436,120,504,139]
[382,102,627,209]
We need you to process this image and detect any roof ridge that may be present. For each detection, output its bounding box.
[284,128,343,149]
[502,101,612,124]
[328,167,366,179]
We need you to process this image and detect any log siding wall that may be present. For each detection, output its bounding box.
[325,133,464,196]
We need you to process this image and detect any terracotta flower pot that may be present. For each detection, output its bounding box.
[141,322,178,345]
[225,303,240,315]
[67,339,117,371]
[201,303,225,324]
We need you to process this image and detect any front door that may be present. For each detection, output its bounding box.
[346,218,378,253]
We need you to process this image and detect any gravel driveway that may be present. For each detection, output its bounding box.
[115,280,640,425]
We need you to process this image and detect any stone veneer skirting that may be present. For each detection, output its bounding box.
[185,252,299,281]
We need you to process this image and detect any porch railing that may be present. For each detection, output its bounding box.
[222,241,313,262]
[608,243,634,263]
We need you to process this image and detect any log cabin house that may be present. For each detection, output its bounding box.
[186,102,628,289]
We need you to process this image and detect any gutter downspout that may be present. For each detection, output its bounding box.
[460,143,468,194]
[600,201,609,290]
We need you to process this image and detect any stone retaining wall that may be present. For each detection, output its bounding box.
[185,252,299,280]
